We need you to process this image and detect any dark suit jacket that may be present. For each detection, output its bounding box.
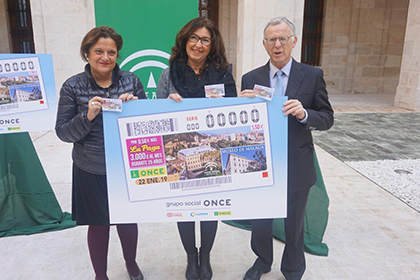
[241,59,333,192]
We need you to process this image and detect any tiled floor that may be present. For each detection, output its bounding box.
[328,93,412,113]
[1,93,420,280]
[312,113,420,162]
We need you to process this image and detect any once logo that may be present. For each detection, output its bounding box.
[120,49,170,99]
[203,199,231,207]
[136,167,166,178]
[0,118,20,125]
[214,211,232,216]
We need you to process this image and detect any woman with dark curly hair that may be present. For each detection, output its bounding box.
[56,26,146,280]
[157,17,237,280]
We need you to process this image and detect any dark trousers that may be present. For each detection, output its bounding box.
[177,221,218,254]
[250,189,310,280]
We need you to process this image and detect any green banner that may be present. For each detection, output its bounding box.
[0,133,76,237]
[94,0,198,99]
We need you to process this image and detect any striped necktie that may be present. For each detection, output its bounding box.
[274,70,283,96]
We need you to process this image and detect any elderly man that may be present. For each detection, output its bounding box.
[240,17,334,280]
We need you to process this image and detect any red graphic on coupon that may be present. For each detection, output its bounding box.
[126,136,165,169]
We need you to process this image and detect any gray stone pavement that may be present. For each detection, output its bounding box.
[1,93,420,279]
[313,113,420,162]
[314,94,420,213]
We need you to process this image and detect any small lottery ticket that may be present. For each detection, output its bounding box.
[253,84,274,101]
[102,98,122,112]
[205,84,225,97]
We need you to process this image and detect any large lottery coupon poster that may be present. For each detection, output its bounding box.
[0,54,57,134]
[103,97,288,223]
[118,102,273,202]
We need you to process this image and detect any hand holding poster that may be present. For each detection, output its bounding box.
[103,97,288,223]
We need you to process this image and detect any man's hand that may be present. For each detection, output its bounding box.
[283,99,306,120]
[238,89,256,98]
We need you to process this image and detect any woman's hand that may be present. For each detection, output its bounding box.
[167,93,183,102]
[87,96,104,122]
[119,93,138,101]
[238,89,256,98]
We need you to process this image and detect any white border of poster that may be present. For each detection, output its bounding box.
[0,54,57,134]
[104,97,288,223]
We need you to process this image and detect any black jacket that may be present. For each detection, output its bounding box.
[241,60,333,192]
[156,60,237,99]
[55,64,146,175]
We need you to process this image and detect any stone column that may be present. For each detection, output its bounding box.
[219,0,238,79]
[0,0,11,53]
[236,0,305,86]
[395,0,420,111]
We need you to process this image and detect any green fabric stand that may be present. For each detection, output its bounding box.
[224,151,329,256]
[0,132,76,237]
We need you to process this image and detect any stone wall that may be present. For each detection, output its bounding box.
[321,0,409,95]
[30,0,95,92]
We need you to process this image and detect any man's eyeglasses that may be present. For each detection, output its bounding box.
[264,35,294,45]
[189,34,211,46]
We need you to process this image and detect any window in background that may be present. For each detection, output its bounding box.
[6,0,35,53]
[301,0,324,66]
[199,0,219,26]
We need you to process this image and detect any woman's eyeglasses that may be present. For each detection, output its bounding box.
[188,34,211,46]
